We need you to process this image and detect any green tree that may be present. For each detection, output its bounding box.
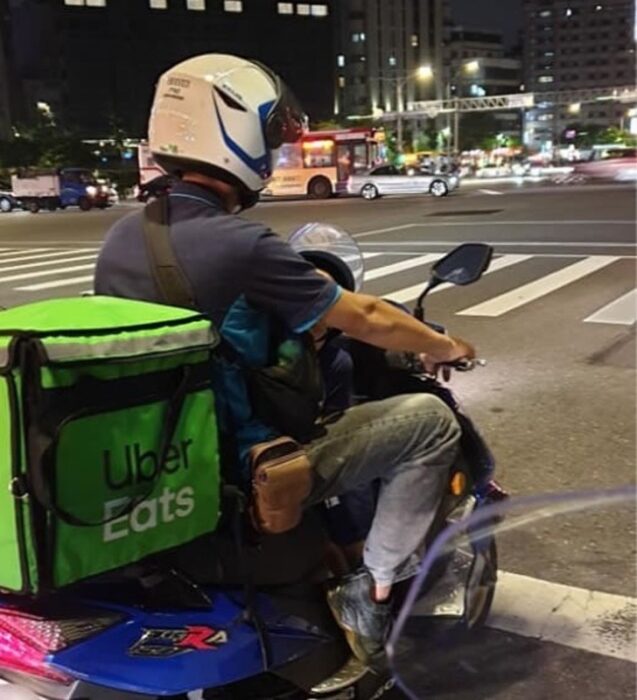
[597,126,636,146]
[560,123,603,147]
[384,129,401,164]
[413,129,436,153]
[0,110,95,170]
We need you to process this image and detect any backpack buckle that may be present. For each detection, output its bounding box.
[9,476,29,500]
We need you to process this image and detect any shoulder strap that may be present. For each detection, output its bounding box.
[142,197,242,364]
[143,197,197,309]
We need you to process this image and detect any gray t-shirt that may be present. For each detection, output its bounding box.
[94,182,341,343]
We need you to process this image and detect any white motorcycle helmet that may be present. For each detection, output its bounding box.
[148,54,305,209]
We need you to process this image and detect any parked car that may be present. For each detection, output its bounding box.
[0,191,18,213]
[347,165,459,200]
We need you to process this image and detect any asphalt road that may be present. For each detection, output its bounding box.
[0,180,634,698]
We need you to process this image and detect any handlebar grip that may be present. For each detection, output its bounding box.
[445,358,487,371]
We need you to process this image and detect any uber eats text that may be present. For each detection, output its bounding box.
[101,439,195,542]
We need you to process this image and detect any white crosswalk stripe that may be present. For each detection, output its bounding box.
[383,254,532,304]
[458,256,618,317]
[584,289,637,326]
[0,254,97,274]
[0,248,57,261]
[365,254,440,281]
[0,263,96,284]
[0,247,632,327]
[17,275,96,292]
[0,248,98,265]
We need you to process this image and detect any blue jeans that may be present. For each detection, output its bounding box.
[305,394,461,587]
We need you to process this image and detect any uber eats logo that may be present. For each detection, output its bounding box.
[101,439,195,543]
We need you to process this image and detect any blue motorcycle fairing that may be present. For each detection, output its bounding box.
[43,590,328,696]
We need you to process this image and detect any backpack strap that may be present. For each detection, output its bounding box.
[142,197,242,366]
[143,197,197,309]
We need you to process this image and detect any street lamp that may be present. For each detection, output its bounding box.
[448,60,480,155]
[383,65,434,153]
[416,65,434,81]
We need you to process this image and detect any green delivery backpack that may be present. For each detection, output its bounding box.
[0,296,221,594]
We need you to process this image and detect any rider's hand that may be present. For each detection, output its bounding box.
[419,336,475,381]
[447,336,476,362]
[418,355,452,382]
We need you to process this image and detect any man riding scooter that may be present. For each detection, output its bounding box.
[94,54,476,670]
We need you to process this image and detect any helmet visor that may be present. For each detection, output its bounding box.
[254,62,306,149]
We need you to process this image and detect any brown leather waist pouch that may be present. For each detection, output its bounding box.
[249,436,312,535]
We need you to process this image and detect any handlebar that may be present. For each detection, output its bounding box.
[442,358,487,372]
[386,352,486,375]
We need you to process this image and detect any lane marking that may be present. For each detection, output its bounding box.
[584,290,637,326]
[0,263,95,283]
[360,251,637,259]
[359,240,636,248]
[17,275,96,292]
[354,224,426,239]
[353,222,635,239]
[384,254,532,304]
[417,220,636,226]
[489,571,637,663]
[459,256,619,317]
[0,254,97,274]
[0,241,100,247]
[479,189,504,196]
[365,254,440,281]
[342,253,380,265]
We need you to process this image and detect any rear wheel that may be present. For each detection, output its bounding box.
[27,200,40,214]
[430,180,449,197]
[307,176,332,199]
[46,199,58,212]
[361,183,379,200]
[78,196,92,211]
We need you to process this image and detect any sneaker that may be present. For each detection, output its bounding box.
[481,479,509,503]
[327,568,392,672]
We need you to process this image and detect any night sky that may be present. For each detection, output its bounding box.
[450,0,524,46]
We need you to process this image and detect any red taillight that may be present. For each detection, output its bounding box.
[0,615,70,683]
[0,607,123,683]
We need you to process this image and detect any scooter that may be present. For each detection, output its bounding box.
[0,234,501,700]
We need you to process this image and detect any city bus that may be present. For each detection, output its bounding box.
[263,128,386,199]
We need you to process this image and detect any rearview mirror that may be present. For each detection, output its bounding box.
[431,243,493,287]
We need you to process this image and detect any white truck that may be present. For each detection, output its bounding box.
[11,168,109,213]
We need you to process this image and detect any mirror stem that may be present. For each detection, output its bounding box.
[415,280,435,320]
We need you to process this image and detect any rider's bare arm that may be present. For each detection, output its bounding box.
[322,290,475,363]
